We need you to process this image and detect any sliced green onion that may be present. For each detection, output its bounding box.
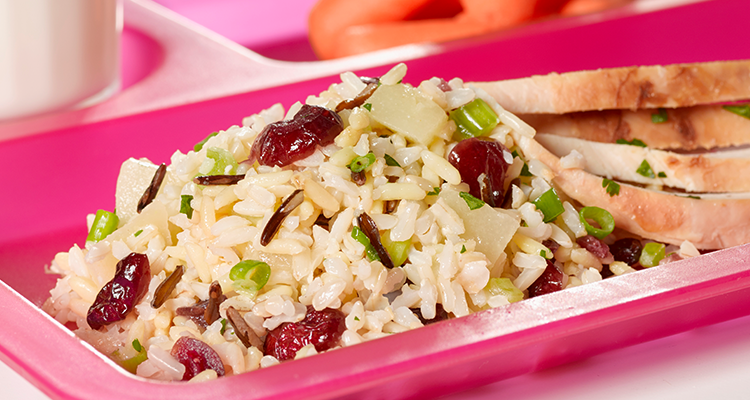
[381,231,410,267]
[120,339,148,374]
[602,178,620,197]
[427,187,441,196]
[651,108,668,123]
[206,147,238,176]
[363,103,372,112]
[384,154,401,167]
[657,171,667,178]
[194,132,218,152]
[229,260,271,295]
[636,159,656,178]
[180,195,194,219]
[723,104,750,119]
[485,277,524,303]
[450,98,500,140]
[348,152,376,173]
[616,138,647,147]
[134,229,143,237]
[459,191,485,210]
[460,245,467,254]
[87,210,119,242]
[532,188,565,222]
[520,163,532,177]
[639,242,666,267]
[352,226,379,261]
[579,206,615,239]
[220,318,227,334]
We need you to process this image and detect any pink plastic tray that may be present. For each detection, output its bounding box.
[1,0,749,399]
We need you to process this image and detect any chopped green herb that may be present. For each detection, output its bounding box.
[461,245,467,254]
[636,159,656,178]
[540,250,547,258]
[616,138,648,147]
[686,195,701,199]
[520,162,532,177]
[384,154,401,167]
[87,210,119,242]
[348,152,376,173]
[134,229,143,237]
[381,231,410,267]
[220,318,227,334]
[602,178,620,197]
[180,195,194,219]
[206,147,238,175]
[459,191,485,210]
[532,188,565,222]
[194,132,218,152]
[363,103,372,112]
[657,171,667,178]
[651,108,669,123]
[427,187,441,196]
[450,98,500,140]
[511,150,519,158]
[120,339,148,374]
[579,206,615,239]
[354,316,360,321]
[132,339,143,352]
[723,104,750,119]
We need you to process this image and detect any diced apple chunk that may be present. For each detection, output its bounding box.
[440,188,520,264]
[367,84,448,145]
[115,158,178,225]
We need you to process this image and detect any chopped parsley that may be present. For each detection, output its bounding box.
[134,229,143,237]
[427,187,441,196]
[723,104,750,119]
[616,138,647,147]
[520,162,532,177]
[132,339,143,352]
[180,195,194,219]
[636,159,656,178]
[363,103,372,112]
[602,178,620,197]
[354,316,360,321]
[686,195,701,199]
[384,154,401,167]
[651,108,669,123]
[220,318,227,334]
[459,191,485,210]
[657,171,667,178]
[460,245,467,254]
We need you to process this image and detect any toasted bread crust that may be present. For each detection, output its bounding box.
[520,105,750,150]
[515,134,750,249]
[472,60,750,114]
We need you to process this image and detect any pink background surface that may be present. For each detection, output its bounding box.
[1,0,750,399]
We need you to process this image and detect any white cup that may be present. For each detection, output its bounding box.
[0,0,121,121]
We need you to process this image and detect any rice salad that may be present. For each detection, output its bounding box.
[42,63,696,382]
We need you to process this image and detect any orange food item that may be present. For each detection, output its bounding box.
[308,0,633,59]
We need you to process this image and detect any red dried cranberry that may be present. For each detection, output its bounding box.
[528,260,563,298]
[447,137,509,207]
[249,104,343,167]
[610,238,643,266]
[576,235,610,259]
[87,252,150,330]
[171,336,225,380]
[264,306,345,361]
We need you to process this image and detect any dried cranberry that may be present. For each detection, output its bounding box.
[87,252,150,330]
[528,260,564,298]
[610,238,643,266]
[171,336,225,380]
[576,235,610,259]
[447,137,509,207]
[264,306,345,361]
[249,104,343,167]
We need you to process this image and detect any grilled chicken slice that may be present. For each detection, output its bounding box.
[535,133,750,193]
[519,105,750,150]
[514,133,750,249]
[470,60,750,114]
